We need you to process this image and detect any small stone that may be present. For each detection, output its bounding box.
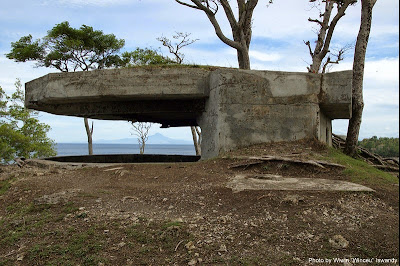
[17,254,24,261]
[117,242,126,248]
[163,198,168,202]
[185,241,196,250]
[104,229,109,233]
[168,205,174,209]
[218,244,227,252]
[329,234,349,249]
[188,259,197,265]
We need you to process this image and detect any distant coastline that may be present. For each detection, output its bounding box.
[55,143,195,156]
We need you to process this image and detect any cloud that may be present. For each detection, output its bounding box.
[249,51,282,62]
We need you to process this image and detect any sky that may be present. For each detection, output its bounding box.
[0,0,398,143]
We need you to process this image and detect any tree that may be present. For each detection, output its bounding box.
[157,32,202,155]
[157,32,198,64]
[345,0,377,156]
[131,122,152,154]
[0,80,56,164]
[119,47,177,155]
[175,0,262,69]
[119,48,175,67]
[7,21,125,155]
[305,0,356,73]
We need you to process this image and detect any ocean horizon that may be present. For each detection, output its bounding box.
[55,143,196,156]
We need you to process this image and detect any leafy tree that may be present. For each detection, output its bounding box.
[359,136,399,157]
[0,80,56,164]
[175,0,264,69]
[119,48,175,67]
[7,21,125,155]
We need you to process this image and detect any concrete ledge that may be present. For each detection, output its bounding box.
[25,67,211,105]
[228,174,375,192]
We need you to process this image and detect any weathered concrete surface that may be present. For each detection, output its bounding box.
[26,67,210,126]
[197,69,351,158]
[25,67,352,159]
[227,174,374,192]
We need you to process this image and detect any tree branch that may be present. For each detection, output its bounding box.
[304,40,314,57]
[175,0,200,10]
[320,0,354,59]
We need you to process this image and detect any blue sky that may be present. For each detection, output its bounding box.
[0,0,398,143]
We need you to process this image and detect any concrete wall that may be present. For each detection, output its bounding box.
[198,69,329,158]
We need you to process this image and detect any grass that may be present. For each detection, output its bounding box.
[0,199,106,265]
[26,227,106,266]
[0,177,15,196]
[325,148,398,185]
[126,63,223,71]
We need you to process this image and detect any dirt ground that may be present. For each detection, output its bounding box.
[0,140,399,265]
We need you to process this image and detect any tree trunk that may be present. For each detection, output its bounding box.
[308,56,323,73]
[345,0,377,156]
[191,126,201,156]
[237,47,251,70]
[84,117,93,155]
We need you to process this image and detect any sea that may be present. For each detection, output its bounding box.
[55,143,196,156]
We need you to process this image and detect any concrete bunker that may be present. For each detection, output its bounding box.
[25,66,352,161]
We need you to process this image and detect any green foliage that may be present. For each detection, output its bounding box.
[120,48,175,67]
[0,80,56,164]
[326,148,398,185]
[358,136,399,157]
[7,21,125,72]
[6,35,45,62]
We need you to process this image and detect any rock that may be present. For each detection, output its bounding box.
[218,244,227,252]
[34,189,81,205]
[185,241,196,250]
[282,194,304,205]
[188,259,197,265]
[117,242,126,248]
[16,254,24,261]
[329,235,349,249]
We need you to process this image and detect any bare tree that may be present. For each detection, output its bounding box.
[157,32,198,64]
[345,0,377,156]
[305,0,356,73]
[157,32,202,155]
[191,126,202,156]
[84,119,94,155]
[175,0,262,69]
[131,122,152,154]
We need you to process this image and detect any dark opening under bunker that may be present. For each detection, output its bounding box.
[44,154,201,164]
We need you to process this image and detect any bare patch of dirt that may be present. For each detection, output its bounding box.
[0,140,398,265]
